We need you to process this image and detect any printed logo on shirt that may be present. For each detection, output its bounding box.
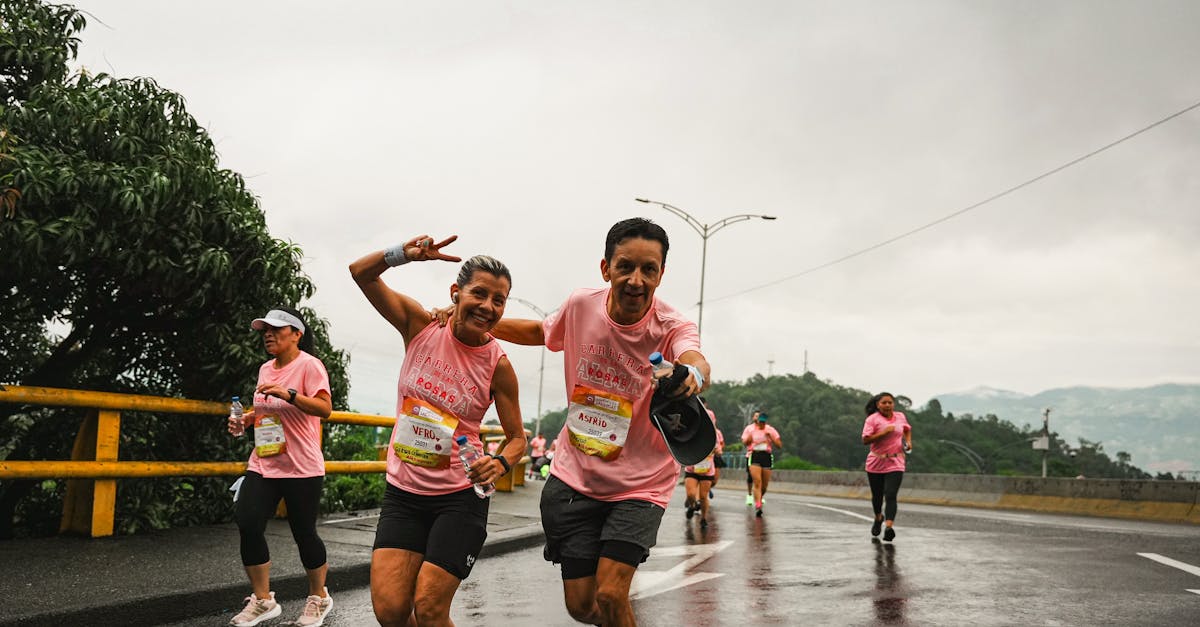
[574,355,646,398]
[404,349,481,416]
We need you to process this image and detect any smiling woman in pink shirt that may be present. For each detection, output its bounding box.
[350,235,526,627]
[861,392,913,542]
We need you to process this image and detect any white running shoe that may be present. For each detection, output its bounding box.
[229,592,281,626]
[295,588,333,627]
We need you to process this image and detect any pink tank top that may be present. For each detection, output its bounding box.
[385,322,505,495]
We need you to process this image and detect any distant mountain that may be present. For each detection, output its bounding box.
[932,384,1200,474]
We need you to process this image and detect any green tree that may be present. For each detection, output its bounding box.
[0,0,349,536]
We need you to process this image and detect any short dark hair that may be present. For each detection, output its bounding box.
[604,218,669,264]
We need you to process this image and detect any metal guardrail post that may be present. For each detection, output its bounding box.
[59,409,121,537]
[57,409,121,536]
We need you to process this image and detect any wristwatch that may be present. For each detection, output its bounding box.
[287,388,297,404]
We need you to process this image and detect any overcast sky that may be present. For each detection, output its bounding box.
[70,1,1199,421]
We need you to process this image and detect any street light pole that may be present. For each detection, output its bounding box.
[513,297,553,439]
[1042,408,1051,479]
[635,198,776,338]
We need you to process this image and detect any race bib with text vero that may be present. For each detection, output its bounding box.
[392,396,460,468]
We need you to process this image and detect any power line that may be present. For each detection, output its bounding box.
[707,98,1200,304]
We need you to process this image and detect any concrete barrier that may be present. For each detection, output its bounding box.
[765,470,1200,525]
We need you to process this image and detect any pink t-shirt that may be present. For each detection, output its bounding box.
[684,411,723,476]
[386,322,505,495]
[862,411,911,473]
[530,435,547,457]
[543,287,702,508]
[742,423,780,453]
[246,351,331,479]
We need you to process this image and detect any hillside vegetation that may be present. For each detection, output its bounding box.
[534,372,1169,479]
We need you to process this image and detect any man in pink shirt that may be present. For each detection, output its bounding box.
[491,218,711,626]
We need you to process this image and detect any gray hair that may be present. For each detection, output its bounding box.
[456,255,512,288]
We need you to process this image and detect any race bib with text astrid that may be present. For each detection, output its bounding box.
[565,385,633,461]
[392,396,460,468]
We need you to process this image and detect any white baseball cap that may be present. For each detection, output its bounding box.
[250,309,305,333]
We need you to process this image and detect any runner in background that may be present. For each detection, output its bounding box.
[529,432,547,480]
[682,403,724,528]
[742,411,782,517]
[862,392,912,542]
[744,410,759,507]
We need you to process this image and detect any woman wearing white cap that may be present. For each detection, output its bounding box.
[350,234,526,627]
[227,305,335,627]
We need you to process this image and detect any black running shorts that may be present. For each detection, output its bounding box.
[750,450,774,469]
[539,475,665,579]
[373,482,489,580]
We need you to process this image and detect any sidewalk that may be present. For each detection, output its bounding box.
[1,480,545,627]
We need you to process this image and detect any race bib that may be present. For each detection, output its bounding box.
[565,385,633,461]
[753,442,769,451]
[253,414,287,457]
[392,396,460,468]
[694,458,714,474]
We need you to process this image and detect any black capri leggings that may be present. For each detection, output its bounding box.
[867,471,904,521]
[235,471,327,569]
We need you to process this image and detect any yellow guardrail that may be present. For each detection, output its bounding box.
[0,385,527,537]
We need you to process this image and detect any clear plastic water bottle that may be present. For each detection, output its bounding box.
[649,351,674,388]
[456,435,495,498]
[230,396,245,437]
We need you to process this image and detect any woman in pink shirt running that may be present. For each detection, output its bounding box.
[682,405,723,528]
[861,392,912,542]
[350,235,526,627]
[741,412,782,517]
[227,306,335,627]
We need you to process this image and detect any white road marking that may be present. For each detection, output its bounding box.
[321,514,380,526]
[1138,553,1200,577]
[630,541,733,600]
[1188,590,1200,596]
[803,503,875,522]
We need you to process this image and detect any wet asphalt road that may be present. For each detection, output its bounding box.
[167,487,1200,626]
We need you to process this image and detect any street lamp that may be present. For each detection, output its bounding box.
[634,198,776,337]
[936,439,985,474]
[512,297,554,439]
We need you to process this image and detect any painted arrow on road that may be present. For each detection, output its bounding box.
[630,541,734,600]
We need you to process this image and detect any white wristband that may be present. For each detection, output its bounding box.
[383,244,411,267]
[683,364,705,388]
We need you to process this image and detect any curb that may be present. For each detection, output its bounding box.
[2,523,544,627]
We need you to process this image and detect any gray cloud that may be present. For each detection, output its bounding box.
[70,2,1200,457]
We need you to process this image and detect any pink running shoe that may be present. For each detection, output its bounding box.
[229,592,281,626]
[295,588,334,627]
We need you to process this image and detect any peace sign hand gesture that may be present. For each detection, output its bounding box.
[403,234,462,263]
